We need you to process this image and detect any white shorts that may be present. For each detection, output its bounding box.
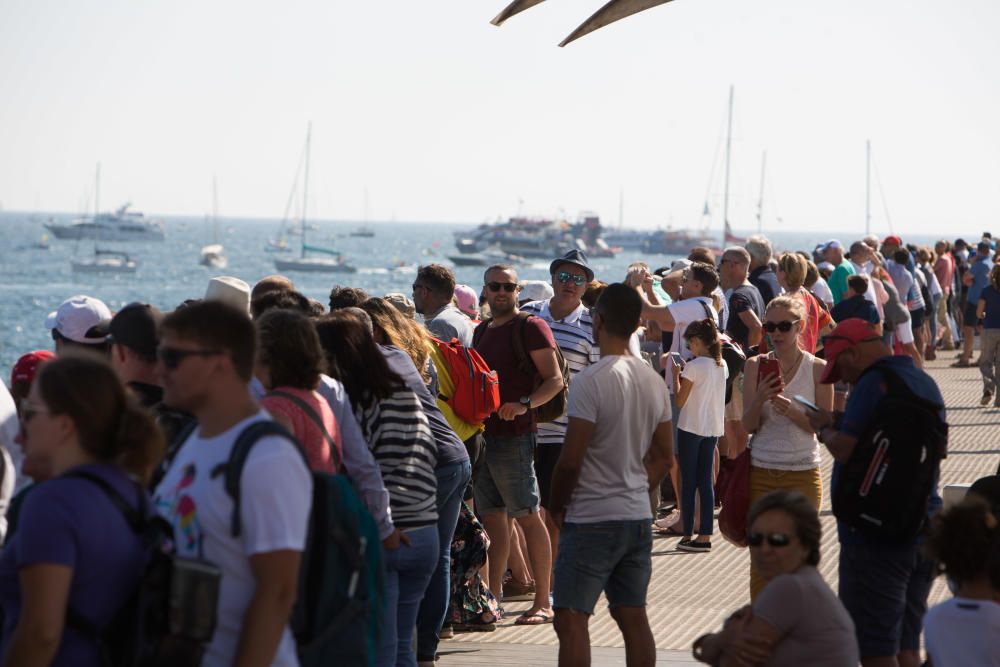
[895,320,914,345]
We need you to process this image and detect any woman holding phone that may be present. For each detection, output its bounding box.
[742,296,832,599]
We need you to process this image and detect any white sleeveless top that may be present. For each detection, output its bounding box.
[751,352,822,471]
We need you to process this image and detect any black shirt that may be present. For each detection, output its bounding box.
[726,283,765,350]
[749,266,781,306]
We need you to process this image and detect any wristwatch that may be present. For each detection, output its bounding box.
[519,395,532,408]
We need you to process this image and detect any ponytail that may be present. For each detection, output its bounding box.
[114,400,167,485]
[684,318,723,367]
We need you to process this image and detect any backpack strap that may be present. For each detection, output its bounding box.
[510,312,537,378]
[148,420,198,491]
[65,469,145,532]
[471,318,492,347]
[266,390,342,472]
[213,421,308,538]
[696,298,721,330]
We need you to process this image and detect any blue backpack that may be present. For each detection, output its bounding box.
[220,421,384,667]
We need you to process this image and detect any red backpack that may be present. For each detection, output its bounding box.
[431,337,500,425]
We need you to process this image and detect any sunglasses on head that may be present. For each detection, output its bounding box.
[486,282,517,293]
[747,531,793,548]
[763,319,800,333]
[157,346,223,370]
[556,271,587,286]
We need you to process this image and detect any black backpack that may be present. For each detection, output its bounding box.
[217,421,384,667]
[66,470,220,667]
[832,363,948,543]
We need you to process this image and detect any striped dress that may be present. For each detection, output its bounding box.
[520,299,601,446]
[355,386,439,530]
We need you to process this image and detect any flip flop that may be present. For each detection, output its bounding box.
[514,611,553,626]
[655,523,685,536]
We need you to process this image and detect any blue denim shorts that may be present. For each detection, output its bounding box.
[474,434,540,517]
[553,520,653,615]
[838,541,933,657]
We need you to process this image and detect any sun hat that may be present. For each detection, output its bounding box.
[44,295,112,344]
[205,276,251,313]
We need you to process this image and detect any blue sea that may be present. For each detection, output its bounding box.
[0,211,956,376]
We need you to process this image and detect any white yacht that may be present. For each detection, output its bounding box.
[71,249,138,274]
[47,203,165,241]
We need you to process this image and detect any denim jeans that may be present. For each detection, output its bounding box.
[676,429,717,536]
[415,458,472,660]
[378,524,439,667]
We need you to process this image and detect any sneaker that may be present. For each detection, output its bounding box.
[981,391,993,407]
[677,538,712,553]
[502,579,536,601]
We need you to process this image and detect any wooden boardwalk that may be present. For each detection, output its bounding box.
[437,354,1000,666]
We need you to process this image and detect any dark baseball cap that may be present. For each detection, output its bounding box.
[109,302,163,359]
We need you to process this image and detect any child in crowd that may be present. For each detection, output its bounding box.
[672,318,728,552]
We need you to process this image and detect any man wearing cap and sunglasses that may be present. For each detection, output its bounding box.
[473,263,563,626]
[520,250,601,584]
[805,318,945,667]
[44,294,113,356]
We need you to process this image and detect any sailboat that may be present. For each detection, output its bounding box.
[273,124,357,274]
[200,177,228,269]
[71,164,139,274]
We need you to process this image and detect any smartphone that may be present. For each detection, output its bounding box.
[758,358,780,387]
[793,394,820,412]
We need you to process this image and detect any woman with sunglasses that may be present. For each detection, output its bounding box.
[692,491,857,666]
[775,252,833,354]
[743,296,833,598]
[0,354,165,667]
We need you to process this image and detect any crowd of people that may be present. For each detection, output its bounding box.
[0,230,997,667]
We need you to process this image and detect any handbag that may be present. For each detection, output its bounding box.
[717,444,752,548]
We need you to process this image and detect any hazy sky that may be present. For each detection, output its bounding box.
[1,0,998,235]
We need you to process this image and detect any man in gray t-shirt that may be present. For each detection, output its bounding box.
[412,264,474,346]
[549,283,673,664]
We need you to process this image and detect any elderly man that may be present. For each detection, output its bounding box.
[746,235,780,306]
[825,240,856,305]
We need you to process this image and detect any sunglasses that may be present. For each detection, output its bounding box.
[157,346,223,370]
[411,283,428,292]
[556,271,587,286]
[486,282,518,293]
[747,532,793,548]
[763,319,801,333]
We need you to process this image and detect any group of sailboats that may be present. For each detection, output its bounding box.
[271,123,357,273]
[70,164,140,275]
[199,177,228,269]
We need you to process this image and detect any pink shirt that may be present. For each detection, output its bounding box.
[934,254,954,296]
[260,387,340,473]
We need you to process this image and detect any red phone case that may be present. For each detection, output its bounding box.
[758,358,781,387]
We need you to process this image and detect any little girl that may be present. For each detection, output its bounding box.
[672,318,728,552]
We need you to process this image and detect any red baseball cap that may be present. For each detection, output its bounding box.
[10,350,55,387]
[820,319,881,384]
[883,235,903,247]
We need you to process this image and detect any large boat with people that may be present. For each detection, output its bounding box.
[453,212,618,260]
[45,203,165,241]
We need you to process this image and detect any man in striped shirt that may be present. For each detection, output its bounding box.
[521,249,600,577]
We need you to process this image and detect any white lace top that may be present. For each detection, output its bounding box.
[751,352,822,471]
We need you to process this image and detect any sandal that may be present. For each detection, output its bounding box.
[514,611,554,626]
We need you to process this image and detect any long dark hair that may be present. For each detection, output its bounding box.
[37,354,165,484]
[313,311,404,409]
[255,308,325,389]
[683,318,723,367]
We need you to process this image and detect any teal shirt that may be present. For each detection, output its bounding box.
[829,262,856,305]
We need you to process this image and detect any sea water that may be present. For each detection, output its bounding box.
[0,211,954,375]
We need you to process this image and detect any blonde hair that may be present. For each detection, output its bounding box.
[766,295,806,321]
[777,253,808,290]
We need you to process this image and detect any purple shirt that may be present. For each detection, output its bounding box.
[0,464,148,667]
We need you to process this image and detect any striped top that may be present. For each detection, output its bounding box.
[355,386,439,530]
[521,299,600,445]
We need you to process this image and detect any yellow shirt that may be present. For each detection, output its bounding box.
[428,342,484,442]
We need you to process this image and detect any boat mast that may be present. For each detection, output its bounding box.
[301,122,312,258]
[722,85,733,247]
[95,162,101,216]
[756,151,766,234]
[618,186,624,229]
[212,175,219,244]
[865,139,871,236]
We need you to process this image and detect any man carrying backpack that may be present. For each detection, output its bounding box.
[473,264,564,626]
[154,301,312,667]
[806,318,946,667]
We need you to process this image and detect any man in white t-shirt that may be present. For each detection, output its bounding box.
[153,300,312,667]
[549,282,674,667]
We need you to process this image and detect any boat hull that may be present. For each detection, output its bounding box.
[71,259,137,274]
[46,224,164,242]
[274,258,357,273]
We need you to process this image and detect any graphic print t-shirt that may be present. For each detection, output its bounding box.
[153,412,312,667]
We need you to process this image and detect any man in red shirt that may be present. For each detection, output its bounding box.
[474,264,564,626]
[934,240,956,350]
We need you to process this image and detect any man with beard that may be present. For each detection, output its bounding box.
[473,264,564,626]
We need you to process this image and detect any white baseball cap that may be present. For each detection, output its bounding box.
[45,295,112,344]
[519,280,554,304]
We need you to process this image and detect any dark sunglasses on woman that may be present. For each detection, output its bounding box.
[763,319,800,333]
[747,531,793,548]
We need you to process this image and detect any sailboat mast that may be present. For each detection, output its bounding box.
[756,151,767,234]
[722,85,733,247]
[618,186,624,229]
[212,176,219,244]
[95,163,101,216]
[865,140,871,236]
[301,123,312,258]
